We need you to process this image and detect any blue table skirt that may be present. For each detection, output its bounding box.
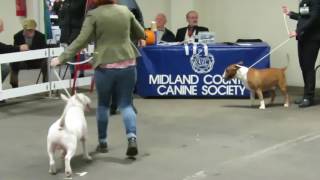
[136,43,270,97]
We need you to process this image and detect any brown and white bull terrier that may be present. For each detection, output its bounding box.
[223,63,289,109]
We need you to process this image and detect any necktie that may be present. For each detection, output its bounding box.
[188,26,194,37]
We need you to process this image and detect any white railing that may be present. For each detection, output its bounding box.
[0,47,92,101]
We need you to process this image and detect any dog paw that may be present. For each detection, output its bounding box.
[84,155,93,161]
[65,171,72,177]
[284,104,289,107]
[259,106,265,109]
[49,166,57,175]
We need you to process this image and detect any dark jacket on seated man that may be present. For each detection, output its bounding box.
[175,26,209,42]
[1,42,20,82]
[159,28,176,42]
[147,27,176,43]
[0,42,20,53]
[10,27,47,88]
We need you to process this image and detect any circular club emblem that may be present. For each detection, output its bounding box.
[190,53,215,74]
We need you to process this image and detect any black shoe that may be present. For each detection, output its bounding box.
[298,99,314,108]
[96,142,108,153]
[126,137,138,157]
[110,108,117,115]
[10,84,18,88]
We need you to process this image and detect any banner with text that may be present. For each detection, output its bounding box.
[136,43,270,97]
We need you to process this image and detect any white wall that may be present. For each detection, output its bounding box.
[0,0,43,44]
[137,0,171,28]
[0,0,24,44]
[197,0,320,87]
[169,0,194,33]
[197,0,296,87]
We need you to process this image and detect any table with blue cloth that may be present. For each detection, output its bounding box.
[136,43,270,98]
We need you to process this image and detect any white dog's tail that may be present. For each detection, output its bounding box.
[58,93,70,130]
[58,109,67,130]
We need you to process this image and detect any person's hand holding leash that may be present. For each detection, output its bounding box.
[282,6,290,15]
[289,31,297,38]
[50,57,61,67]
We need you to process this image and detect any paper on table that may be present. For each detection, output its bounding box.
[236,43,253,46]
[157,42,184,46]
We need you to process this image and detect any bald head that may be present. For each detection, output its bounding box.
[0,18,4,33]
[155,13,167,30]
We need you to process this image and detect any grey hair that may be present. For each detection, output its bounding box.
[186,10,198,19]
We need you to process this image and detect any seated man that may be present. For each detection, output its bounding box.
[10,19,47,88]
[1,18,29,82]
[155,13,175,43]
[176,10,209,42]
[1,18,29,103]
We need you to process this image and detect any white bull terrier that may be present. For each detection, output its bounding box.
[47,93,92,177]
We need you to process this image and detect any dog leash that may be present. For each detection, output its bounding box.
[66,57,93,65]
[283,13,290,35]
[249,38,291,68]
[51,57,94,98]
[249,13,292,68]
[53,68,72,98]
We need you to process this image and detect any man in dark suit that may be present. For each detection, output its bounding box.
[118,0,144,27]
[283,0,320,107]
[155,13,175,42]
[59,0,86,45]
[59,0,87,78]
[10,19,47,88]
[176,10,209,42]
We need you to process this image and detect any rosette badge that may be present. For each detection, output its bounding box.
[190,50,215,74]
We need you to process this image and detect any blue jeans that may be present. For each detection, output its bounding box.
[1,64,10,82]
[95,66,137,143]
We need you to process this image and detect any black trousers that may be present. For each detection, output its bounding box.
[9,59,48,88]
[298,40,320,99]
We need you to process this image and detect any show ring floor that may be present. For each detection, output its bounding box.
[1,87,320,180]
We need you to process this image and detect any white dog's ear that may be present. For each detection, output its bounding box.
[60,94,69,102]
[234,65,241,69]
[74,94,83,103]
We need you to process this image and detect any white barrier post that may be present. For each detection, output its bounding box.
[48,47,52,98]
[0,49,50,100]
[0,47,93,101]
[0,64,2,100]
